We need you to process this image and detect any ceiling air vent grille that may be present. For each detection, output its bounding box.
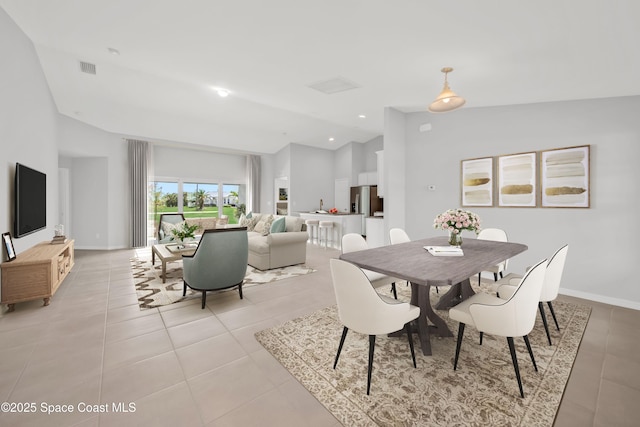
[308,77,360,94]
[79,61,96,75]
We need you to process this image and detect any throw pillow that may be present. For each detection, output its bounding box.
[240,216,259,231]
[161,221,185,238]
[246,211,253,219]
[253,215,274,236]
[270,216,286,233]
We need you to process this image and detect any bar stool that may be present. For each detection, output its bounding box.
[305,219,319,244]
[318,221,334,249]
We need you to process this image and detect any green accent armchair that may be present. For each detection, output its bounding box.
[182,227,248,309]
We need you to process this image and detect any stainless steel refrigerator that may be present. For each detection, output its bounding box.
[350,186,383,236]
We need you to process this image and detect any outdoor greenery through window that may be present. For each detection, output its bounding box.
[148,179,246,242]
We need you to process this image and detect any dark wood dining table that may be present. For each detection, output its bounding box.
[339,236,528,355]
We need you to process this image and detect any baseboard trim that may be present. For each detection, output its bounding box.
[559,287,640,311]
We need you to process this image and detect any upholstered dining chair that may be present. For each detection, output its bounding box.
[494,244,569,346]
[388,228,440,293]
[476,228,509,284]
[449,259,547,398]
[330,259,420,395]
[182,227,248,309]
[342,233,398,299]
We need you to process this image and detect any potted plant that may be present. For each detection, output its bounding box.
[171,222,199,244]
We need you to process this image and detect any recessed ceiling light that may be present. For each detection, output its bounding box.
[107,47,120,55]
[329,137,335,142]
[211,87,230,97]
[358,114,366,118]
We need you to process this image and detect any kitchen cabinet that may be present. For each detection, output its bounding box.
[357,171,378,186]
[365,217,385,248]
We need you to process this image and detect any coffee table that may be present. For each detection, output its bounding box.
[151,243,197,283]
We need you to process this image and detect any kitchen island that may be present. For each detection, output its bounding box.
[298,212,362,249]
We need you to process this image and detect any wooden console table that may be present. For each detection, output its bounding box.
[1,239,75,312]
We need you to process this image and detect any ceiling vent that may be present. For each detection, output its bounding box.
[79,61,96,75]
[308,77,360,94]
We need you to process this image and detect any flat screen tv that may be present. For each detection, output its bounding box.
[14,163,47,238]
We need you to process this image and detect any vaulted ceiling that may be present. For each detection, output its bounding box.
[2,0,639,154]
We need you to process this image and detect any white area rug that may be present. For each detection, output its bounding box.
[130,248,315,310]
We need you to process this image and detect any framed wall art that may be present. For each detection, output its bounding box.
[461,157,494,207]
[540,145,590,208]
[2,232,16,261]
[497,152,537,207]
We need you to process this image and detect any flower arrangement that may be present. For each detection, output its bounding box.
[171,222,199,242]
[433,208,481,246]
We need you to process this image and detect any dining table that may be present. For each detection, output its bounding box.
[339,236,528,355]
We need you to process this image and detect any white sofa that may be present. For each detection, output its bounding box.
[241,213,308,270]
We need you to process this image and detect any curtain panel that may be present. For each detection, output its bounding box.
[128,140,149,248]
[247,155,261,212]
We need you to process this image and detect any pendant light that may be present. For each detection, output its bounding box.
[428,67,465,113]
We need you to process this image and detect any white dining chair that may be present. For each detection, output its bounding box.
[494,244,569,346]
[389,228,442,294]
[342,233,399,299]
[389,228,411,245]
[330,259,420,395]
[476,228,509,284]
[449,258,547,398]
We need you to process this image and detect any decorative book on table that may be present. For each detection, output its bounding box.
[424,246,464,256]
[51,235,68,245]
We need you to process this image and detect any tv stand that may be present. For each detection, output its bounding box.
[1,239,74,312]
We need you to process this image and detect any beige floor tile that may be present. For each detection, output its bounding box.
[105,312,165,343]
[101,351,185,404]
[175,333,247,379]
[215,304,273,331]
[106,303,157,324]
[100,382,202,427]
[167,316,229,349]
[230,318,280,354]
[160,303,216,328]
[278,378,339,426]
[594,379,640,427]
[249,348,294,387]
[0,343,35,401]
[554,398,595,427]
[602,353,640,392]
[188,356,275,423]
[103,329,174,372]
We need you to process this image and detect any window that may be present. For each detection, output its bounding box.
[148,179,246,240]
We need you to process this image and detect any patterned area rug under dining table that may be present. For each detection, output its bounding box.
[130,248,316,310]
[255,282,590,427]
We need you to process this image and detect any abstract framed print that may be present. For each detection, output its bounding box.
[461,157,494,207]
[497,152,537,207]
[541,145,590,208]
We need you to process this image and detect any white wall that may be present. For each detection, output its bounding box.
[387,96,640,309]
[289,144,334,212]
[154,146,246,182]
[0,8,59,256]
[58,116,129,249]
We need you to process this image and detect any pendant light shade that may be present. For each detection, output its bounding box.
[428,67,465,113]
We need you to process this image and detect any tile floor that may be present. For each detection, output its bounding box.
[0,244,638,426]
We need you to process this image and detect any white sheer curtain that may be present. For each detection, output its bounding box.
[246,155,261,212]
[128,139,149,247]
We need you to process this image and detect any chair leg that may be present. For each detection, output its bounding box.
[405,323,417,368]
[435,286,439,294]
[507,337,525,398]
[453,323,465,370]
[238,283,244,299]
[391,283,397,300]
[547,301,560,331]
[183,281,187,296]
[367,335,376,395]
[493,273,498,281]
[333,327,348,369]
[523,335,538,372]
[201,291,207,309]
[499,271,504,279]
[479,331,483,345]
[478,273,481,286]
[539,302,552,346]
